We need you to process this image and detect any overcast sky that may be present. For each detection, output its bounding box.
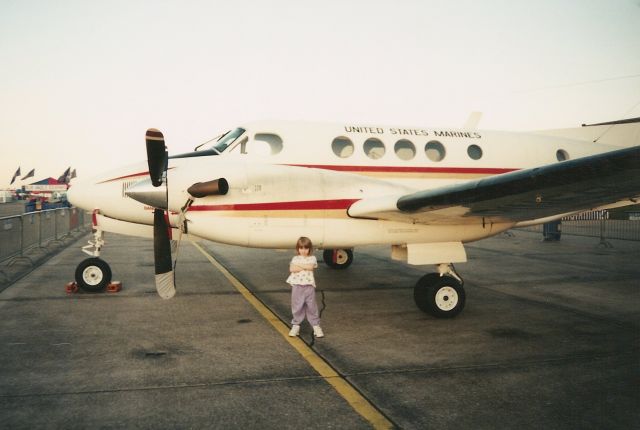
[1,0,639,186]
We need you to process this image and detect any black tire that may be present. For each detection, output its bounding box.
[414,274,465,318]
[323,249,353,269]
[75,258,112,293]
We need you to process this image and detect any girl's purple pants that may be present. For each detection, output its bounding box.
[291,284,320,326]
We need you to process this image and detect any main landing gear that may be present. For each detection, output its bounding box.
[322,250,466,318]
[74,227,112,292]
[322,249,353,269]
[413,264,465,318]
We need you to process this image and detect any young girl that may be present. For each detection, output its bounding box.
[286,236,324,338]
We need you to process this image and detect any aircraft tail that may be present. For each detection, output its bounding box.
[532,117,640,147]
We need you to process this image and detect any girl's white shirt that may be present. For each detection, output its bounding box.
[286,255,318,287]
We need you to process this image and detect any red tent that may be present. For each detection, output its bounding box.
[29,177,65,186]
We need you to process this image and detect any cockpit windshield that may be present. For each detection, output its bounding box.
[212,128,245,153]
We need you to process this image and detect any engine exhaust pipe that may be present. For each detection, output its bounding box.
[187,178,229,198]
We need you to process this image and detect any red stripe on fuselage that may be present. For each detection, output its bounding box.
[97,167,176,184]
[284,164,516,175]
[98,165,513,184]
[189,199,359,212]
[97,171,149,184]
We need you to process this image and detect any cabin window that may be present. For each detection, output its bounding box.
[394,139,415,160]
[364,138,385,160]
[332,136,354,158]
[255,133,283,155]
[556,149,569,161]
[467,144,483,160]
[425,140,446,162]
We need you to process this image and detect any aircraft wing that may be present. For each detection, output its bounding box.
[348,145,640,225]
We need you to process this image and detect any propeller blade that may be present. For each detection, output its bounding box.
[146,128,167,187]
[153,208,176,299]
[146,127,175,299]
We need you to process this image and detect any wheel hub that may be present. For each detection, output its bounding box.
[435,286,458,311]
[334,250,349,265]
[82,266,104,286]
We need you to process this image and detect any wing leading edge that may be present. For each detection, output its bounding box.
[348,145,640,225]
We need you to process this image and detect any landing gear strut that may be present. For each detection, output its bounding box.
[414,264,465,318]
[75,226,112,292]
[323,249,353,269]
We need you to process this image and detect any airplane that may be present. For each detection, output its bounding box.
[67,116,640,318]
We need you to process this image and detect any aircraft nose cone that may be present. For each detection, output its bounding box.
[66,184,77,206]
[67,179,94,210]
[126,178,167,209]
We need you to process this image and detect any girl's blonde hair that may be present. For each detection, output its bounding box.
[295,236,313,254]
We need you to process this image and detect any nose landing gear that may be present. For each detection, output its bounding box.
[75,257,112,292]
[74,225,112,293]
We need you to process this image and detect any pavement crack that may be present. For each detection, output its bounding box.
[0,375,335,399]
[339,350,637,379]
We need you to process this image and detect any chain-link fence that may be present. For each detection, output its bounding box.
[518,219,640,241]
[0,207,90,264]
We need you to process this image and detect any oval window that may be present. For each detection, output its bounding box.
[467,144,483,160]
[394,139,416,160]
[364,138,386,160]
[556,149,569,161]
[425,140,446,162]
[332,136,354,158]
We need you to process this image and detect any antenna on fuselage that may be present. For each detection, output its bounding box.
[589,99,640,143]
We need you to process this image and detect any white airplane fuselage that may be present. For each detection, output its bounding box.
[68,120,621,251]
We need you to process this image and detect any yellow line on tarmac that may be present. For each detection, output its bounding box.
[191,241,393,430]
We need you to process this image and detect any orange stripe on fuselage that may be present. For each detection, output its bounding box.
[189,199,359,212]
[187,209,349,219]
[188,199,359,219]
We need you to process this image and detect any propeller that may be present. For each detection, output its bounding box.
[131,129,230,299]
[145,128,176,299]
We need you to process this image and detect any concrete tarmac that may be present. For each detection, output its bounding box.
[0,230,638,429]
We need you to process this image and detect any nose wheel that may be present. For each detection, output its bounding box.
[414,273,466,318]
[75,257,112,292]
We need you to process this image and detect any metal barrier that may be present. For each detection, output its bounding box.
[519,220,640,241]
[0,207,90,264]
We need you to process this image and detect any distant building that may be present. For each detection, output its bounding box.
[0,190,13,203]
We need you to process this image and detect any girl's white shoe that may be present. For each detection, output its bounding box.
[313,326,324,338]
[288,324,300,337]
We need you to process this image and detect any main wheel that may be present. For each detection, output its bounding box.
[323,249,353,269]
[75,258,112,293]
[414,273,465,318]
